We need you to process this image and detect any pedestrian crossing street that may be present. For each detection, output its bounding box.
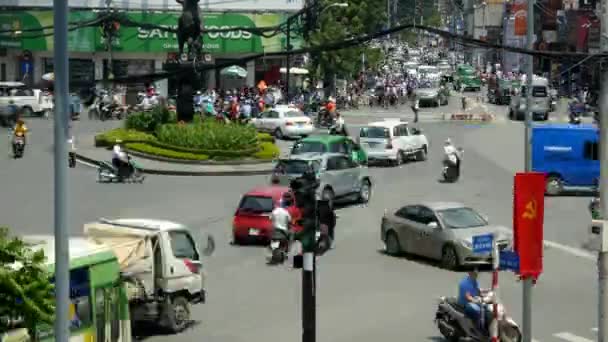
[532,327,598,342]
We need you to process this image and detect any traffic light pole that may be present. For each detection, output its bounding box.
[302,251,316,342]
[286,17,291,103]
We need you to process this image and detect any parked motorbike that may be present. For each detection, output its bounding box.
[97,156,145,183]
[442,148,463,183]
[12,133,25,159]
[568,101,584,124]
[435,291,522,342]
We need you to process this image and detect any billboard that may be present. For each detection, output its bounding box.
[3,0,304,11]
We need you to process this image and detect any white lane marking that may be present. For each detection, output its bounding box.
[532,339,540,342]
[497,227,595,261]
[554,332,594,342]
[592,327,598,332]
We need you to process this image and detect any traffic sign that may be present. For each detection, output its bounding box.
[499,250,520,272]
[472,234,494,254]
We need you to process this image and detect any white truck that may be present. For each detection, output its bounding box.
[84,218,215,332]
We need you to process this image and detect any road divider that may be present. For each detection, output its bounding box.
[443,113,496,122]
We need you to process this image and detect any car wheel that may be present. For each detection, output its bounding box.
[441,245,460,270]
[322,187,335,209]
[232,234,244,245]
[417,145,428,161]
[545,175,563,196]
[21,106,33,117]
[274,128,284,140]
[508,108,514,120]
[385,231,402,256]
[395,150,404,166]
[358,179,372,203]
[165,296,190,333]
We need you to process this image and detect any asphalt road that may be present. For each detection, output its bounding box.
[0,94,598,342]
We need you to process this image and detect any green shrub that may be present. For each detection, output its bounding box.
[95,128,156,147]
[256,133,275,143]
[146,140,258,158]
[126,143,209,161]
[254,142,280,160]
[156,121,258,151]
[125,106,173,132]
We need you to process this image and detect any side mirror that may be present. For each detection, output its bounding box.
[199,233,216,256]
[428,221,439,229]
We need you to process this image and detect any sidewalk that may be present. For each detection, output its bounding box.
[72,134,275,176]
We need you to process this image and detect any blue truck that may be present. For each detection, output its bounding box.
[532,123,599,195]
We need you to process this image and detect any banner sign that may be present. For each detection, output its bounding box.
[513,172,546,279]
[512,0,527,36]
[9,0,304,11]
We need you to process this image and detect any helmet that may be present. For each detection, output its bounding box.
[281,192,294,207]
[196,91,202,95]
[15,131,24,137]
[16,119,24,125]
[444,138,452,145]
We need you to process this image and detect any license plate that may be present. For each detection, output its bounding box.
[249,228,259,236]
[270,241,280,248]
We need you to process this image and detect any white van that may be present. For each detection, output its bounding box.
[509,76,551,121]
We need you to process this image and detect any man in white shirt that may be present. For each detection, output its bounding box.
[271,193,293,237]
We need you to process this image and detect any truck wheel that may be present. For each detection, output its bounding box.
[545,175,563,196]
[165,296,190,333]
[417,145,428,161]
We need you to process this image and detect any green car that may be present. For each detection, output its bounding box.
[453,64,482,91]
[290,135,368,165]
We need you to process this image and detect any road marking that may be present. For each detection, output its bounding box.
[497,227,595,261]
[554,332,594,342]
[592,327,598,332]
[76,159,99,169]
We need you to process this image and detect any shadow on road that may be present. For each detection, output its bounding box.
[132,320,201,341]
[375,249,493,273]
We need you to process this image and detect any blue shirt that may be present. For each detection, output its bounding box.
[458,276,480,306]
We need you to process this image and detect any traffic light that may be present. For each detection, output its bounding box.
[290,168,320,252]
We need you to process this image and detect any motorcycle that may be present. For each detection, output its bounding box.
[97,156,145,183]
[12,133,25,159]
[435,291,522,342]
[442,148,463,183]
[329,120,347,136]
[316,109,334,128]
[267,229,290,264]
[568,101,585,124]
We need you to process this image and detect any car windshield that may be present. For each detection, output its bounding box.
[238,196,274,213]
[419,80,439,89]
[274,160,319,174]
[436,207,488,229]
[292,141,327,154]
[360,126,390,138]
[284,110,304,118]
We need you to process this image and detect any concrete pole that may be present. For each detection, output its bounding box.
[286,18,291,103]
[387,0,391,40]
[598,0,608,338]
[52,0,70,341]
[522,1,534,342]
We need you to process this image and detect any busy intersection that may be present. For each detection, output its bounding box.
[0,90,600,342]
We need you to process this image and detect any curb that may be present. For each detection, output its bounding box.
[124,148,272,165]
[72,152,274,176]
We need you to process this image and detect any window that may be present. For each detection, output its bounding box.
[268,111,279,119]
[395,206,419,220]
[292,141,327,154]
[274,160,318,175]
[531,86,547,97]
[584,141,599,160]
[418,207,438,225]
[393,126,401,137]
[436,207,488,229]
[342,141,353,154]
[169,231,199,260]
[95,288,106,342]
[329,142,347,153]
[326,157,340,170]
[284,110,304,117]
[110,287,120,342]
[335,156,352,170]
[399,125,409,136]
[239,195,275,213]
[360,127,390,138]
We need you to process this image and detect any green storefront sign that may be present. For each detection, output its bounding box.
[0,11,300,54]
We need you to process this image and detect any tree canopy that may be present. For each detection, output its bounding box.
[308,0,387,79]
[0,227,54,335]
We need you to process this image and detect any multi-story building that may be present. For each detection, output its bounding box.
[0,0,303,97]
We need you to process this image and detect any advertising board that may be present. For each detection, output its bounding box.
[2,0,304,11]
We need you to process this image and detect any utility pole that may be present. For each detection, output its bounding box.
[285,16,291,103]
[387,0,391,40]
[53,0,70,341]
[597,0,608,339]
[522,0,534,342]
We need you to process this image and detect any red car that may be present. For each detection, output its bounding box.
[233,185,293,244]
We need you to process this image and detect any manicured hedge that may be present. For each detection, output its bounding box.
[254,142,280,160]
[125,106,174,132]
[156,121,258,151]
[126,143,210,161]
[94,128,155,147]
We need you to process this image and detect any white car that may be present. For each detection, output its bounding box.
[251,105,314,139]
[0,82,53,117]
[358,119,429,165]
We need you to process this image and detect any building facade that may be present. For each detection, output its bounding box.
[0,0,303,97]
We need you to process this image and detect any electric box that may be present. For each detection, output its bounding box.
[587,220,608,252]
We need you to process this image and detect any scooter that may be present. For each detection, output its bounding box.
[442,149,463,183]
[97,156,145,183]
[329,120,348,136]
[267,229,290,264]
[435,291,522,342]
[12,133,25,159]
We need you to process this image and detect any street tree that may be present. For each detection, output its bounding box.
[0,227,54,336]
[308,0,386,95]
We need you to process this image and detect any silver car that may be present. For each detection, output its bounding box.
[414,79,448,107]
[270,152,372,207]
[380,202,511,269]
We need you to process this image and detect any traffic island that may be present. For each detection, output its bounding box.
[80,109,280,176]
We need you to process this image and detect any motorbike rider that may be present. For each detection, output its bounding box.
[270,193,294,246]
[12,118,28,155]
[331,112,347,136]
[112,141,132,180]
[443,138,460,176]
[458,270,492,330]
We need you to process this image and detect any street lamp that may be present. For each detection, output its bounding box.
[285,2,348,102]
